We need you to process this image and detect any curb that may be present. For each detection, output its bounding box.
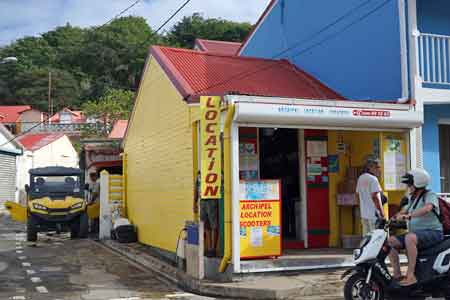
[99,240,344,300]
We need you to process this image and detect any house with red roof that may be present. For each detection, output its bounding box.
[108,120,128,139]
[194,39,241,56]
[49,108,86,124]
[0,105,45,134]
[122,44,422,274]
[15,133,78,201]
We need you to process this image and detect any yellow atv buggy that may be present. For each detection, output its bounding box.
[6,167,98,242]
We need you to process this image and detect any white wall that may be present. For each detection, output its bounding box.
[16,135,79,204]
[32,135,78,168]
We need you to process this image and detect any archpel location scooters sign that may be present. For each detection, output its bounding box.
[239,180,281,259]
[200,96,222,199]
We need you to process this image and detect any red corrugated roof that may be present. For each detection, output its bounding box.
[0,105,32,123]
[108,120,128,139]
[17,133,65,151]
[151,46,344,102]
[195,39,242,56]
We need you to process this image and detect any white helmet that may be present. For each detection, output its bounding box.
[401,168,431,189]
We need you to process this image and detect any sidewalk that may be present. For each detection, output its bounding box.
[100,240,345,300]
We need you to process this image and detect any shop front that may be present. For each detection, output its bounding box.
[220,95,422,273]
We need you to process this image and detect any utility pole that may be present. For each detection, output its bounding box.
[48,71,52,123]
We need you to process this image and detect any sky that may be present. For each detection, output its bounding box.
[0,0,271,46]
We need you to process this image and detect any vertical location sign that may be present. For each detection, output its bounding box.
[200,96,222,199]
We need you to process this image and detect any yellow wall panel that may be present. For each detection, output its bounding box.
[328,131,381,246]
[124,57,195,253]
[328,130,408,247]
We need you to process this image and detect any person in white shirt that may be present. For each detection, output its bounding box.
[356,158,385,235]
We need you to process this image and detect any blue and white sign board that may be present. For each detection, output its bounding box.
[239,180,280,201]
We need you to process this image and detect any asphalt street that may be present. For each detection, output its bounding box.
[0,212,217,300]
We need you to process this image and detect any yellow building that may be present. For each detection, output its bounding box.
[123,44,423,273]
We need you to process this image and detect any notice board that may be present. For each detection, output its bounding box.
[239,180,281,259]
[383,136,407,191]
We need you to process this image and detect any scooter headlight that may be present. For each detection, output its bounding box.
[353,249,361,260]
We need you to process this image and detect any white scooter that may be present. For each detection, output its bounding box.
[342,219,450,300]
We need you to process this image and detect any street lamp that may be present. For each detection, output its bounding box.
[0,56,53,119]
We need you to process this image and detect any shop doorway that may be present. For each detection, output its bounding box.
[440,124,450,193]
[259,128,303,248]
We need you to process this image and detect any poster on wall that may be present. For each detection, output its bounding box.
[383,137,406,191]
[239,141,258,180]
[306,138,329,185]
[239,180,281,259]
[239,128,259,180]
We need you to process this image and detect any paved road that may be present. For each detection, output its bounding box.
[2,212,441,300]
[0,213,217,300]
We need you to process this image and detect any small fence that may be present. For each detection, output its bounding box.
[417,32,450,85]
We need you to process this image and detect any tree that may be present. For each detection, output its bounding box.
[165,13,252,49]
[11,68,82,112]
[0,14,253,111]
[77,16,160,97]
[82,88,134,137]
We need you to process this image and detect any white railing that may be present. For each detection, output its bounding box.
[417,32,450,85]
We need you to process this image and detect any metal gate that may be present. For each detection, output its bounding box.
[0,152,17,208]
[440,125,450,193]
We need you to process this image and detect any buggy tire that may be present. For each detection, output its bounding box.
[78,212,88,238]
[70,217,80,239]
[27,215,38,242]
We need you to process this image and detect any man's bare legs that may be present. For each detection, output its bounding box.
[388,235,403,279]
[402,233,418,285]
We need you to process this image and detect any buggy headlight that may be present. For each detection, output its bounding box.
[33,203,48,211]
[71,202,83,210]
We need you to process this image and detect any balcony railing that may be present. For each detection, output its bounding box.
[417,32,450,85]
[20,122,99,134]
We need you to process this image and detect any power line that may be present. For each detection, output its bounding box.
[138,0,379,96]
[154,0,193,34]
[270,0,372,59]
[99,0,142,28]
[0,0,193,147]
[291,0,393,58]
[0,113,58,147]
[186,0,393,98]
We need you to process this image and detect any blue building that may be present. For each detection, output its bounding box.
[239,0,450,193]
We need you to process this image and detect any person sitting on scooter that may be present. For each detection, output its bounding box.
[388,168,443,286]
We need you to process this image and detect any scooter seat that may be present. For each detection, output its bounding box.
[419,237,450,257]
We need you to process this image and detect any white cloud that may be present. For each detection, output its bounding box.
[0,0,271,46]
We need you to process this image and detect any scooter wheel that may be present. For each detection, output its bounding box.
[344,273,384,300]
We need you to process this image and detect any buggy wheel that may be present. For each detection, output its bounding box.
[27,215,38,242]
[78,212,88,238]
[70,217,80,239]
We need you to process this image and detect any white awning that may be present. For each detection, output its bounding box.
[229,96,423,130]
